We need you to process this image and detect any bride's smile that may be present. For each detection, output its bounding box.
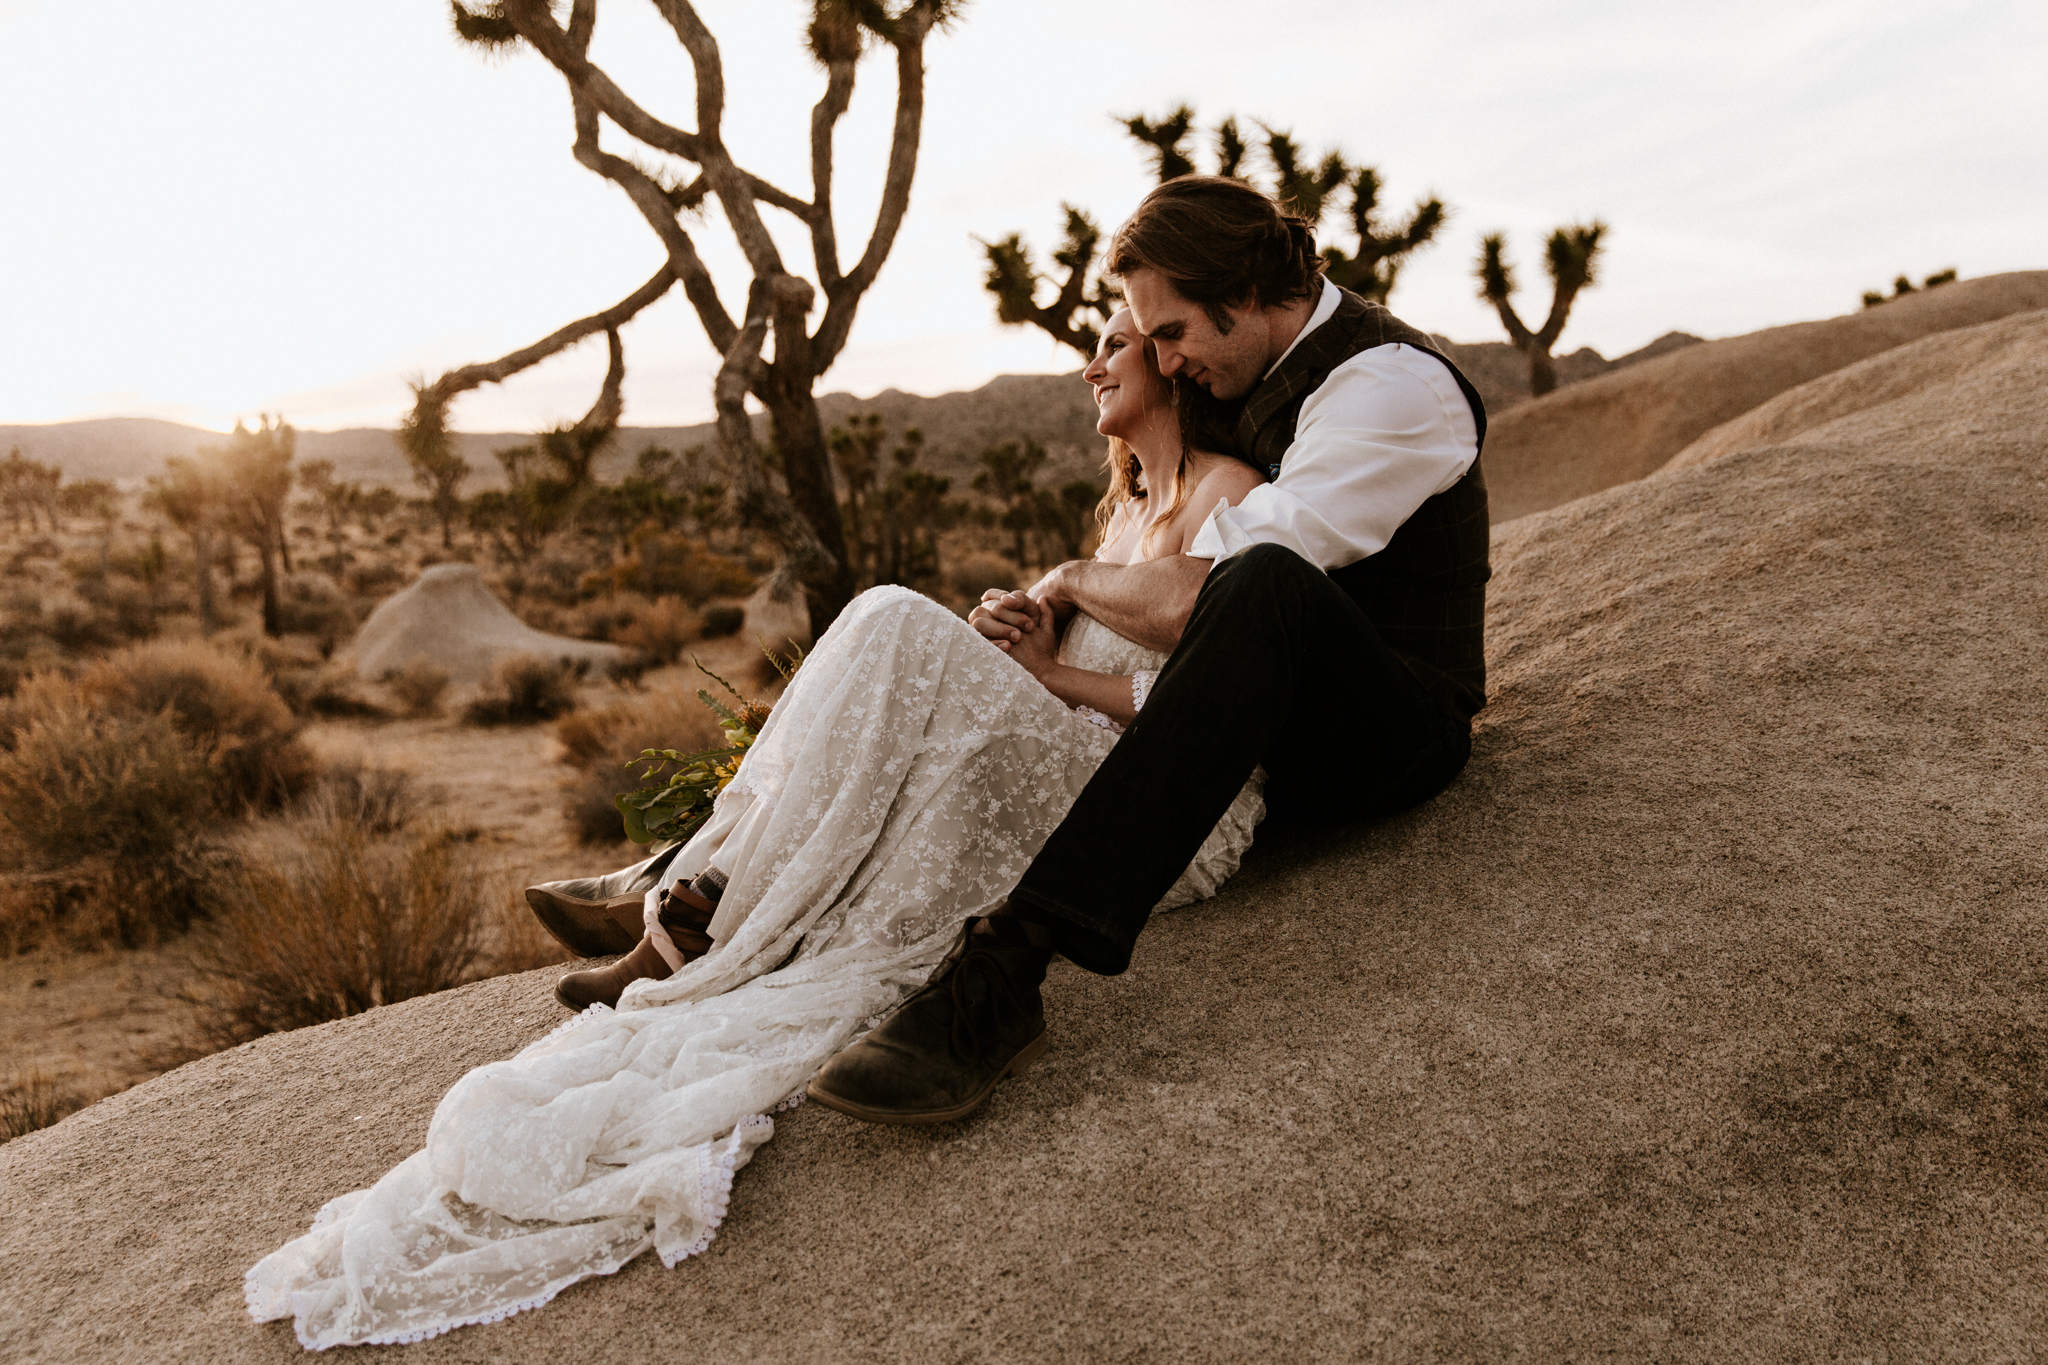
[1082,307,1172,446]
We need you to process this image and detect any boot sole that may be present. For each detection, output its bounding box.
[803,1028,1049,1126]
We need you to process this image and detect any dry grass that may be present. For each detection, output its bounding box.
[462,654,586,726]
[699,603,745,638]
[555,683,726,845]
[0,692,221,948]
[78,637,318,809]
[613,596,700,665]
[1,1066,85,1142]
[382,657,451,717]
[176,796,503,1051]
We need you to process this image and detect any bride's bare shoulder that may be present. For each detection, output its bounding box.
[1189,454,1266,507]
[1161,455,1264,549]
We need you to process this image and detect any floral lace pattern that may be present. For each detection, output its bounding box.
[246,587,1264,1349]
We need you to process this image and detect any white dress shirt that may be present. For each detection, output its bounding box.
[1186,279,1479,570]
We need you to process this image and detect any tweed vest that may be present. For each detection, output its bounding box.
[1230,286,1492,719]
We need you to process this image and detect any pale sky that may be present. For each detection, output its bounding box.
[1,0,2041,434]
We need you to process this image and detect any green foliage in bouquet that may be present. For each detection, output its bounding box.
[615,646,800,845]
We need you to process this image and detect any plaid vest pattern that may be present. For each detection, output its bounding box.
[1232,287,1492,719]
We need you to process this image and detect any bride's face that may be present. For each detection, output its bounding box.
[1082,308,1169,441]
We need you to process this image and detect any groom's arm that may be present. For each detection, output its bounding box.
[975,554,1209,655]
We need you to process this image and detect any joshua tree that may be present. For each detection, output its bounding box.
[1862,267,1958,308]
[145,456,224,633]
[1476,222,1609,398]
[205,416,297,635]
[56,479,121,571]
[1321,166,1449,302]
[0,447,63,535]
[435,0,959,637]
[984,107,1447,358]
[973,439,1048,568]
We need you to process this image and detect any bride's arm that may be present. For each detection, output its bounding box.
[1000,597,1144,724]
[1018,460,1265,653]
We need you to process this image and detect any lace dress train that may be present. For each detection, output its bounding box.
[246,586,1263,1349]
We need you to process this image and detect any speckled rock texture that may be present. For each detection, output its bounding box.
[4,309,2044,1362]
[1483,270,2048,523]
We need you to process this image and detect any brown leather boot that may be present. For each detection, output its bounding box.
[523,845,681,956]
[524,888,646,957]
[552,884,719,1010]
[805,912,1053,1124]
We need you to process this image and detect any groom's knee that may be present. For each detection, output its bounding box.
[1201,542,1321,608]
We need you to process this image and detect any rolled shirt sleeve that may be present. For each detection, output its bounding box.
[1186,341,1480,570]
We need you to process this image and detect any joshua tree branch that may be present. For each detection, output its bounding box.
[573,326,627,442]
[806,19,860,293]
[423,264,675,403]
[652,0,788,279]
[572,97,738,352]
[1477,234,1535,351]
[500,0,812,222]
[811,9,936,375]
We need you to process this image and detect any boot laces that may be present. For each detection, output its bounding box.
[920,919,1036,1063]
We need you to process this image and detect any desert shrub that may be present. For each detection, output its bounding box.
[275,572,357,655]
[304,761,418,834]
[563,594,644,644]
[699,603,745,638]
[77,573,161,642]
[78,639,317,808]
[265,658,386,719]
[383,657,451,717]
[555,684,726,770]
[554,684,728,844]
[463,654,586,726]
[950,551,1023,602]
[39,588,127,653]
[0,691,222,946]
[615,596,700,664]
[562,763,634,845]
[607,529,755,604]
[0,700,215,872]
[180,802,495,1049]
[1,1067,87,1142]
[345,559,409,598]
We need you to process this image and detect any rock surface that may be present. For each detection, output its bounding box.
[1482,270,2048,523]
[344,562,626,686]
[4,307,2046,1361]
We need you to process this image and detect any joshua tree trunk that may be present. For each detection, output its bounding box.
[253,535,282,636]
[192,522,217,635]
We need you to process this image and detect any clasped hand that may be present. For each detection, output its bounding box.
[969,582,1063,678]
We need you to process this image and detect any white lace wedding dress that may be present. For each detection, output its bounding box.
[246,586,1264,1349]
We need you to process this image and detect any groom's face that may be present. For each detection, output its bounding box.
[1122,269,1268,402]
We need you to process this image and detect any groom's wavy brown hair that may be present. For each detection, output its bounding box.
[1105,175,1324,332]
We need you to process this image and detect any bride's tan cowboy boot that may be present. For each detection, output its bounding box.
[524,845,680,957]
[553,883,719,1011]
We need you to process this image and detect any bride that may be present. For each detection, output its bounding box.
[245,310,1268,1349]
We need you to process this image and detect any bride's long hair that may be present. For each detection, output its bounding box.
[1095,373,1247,557]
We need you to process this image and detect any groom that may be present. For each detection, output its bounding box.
[807,174,1491,1123]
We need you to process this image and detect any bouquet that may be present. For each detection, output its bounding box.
[614,648,797,845]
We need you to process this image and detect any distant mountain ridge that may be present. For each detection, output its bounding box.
[0,334,1700,491]
[0,371,1107,492]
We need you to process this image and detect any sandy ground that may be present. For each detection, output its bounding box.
[4,312,2046,1360]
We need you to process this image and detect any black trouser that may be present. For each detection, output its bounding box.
[1009,542,1474,975]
